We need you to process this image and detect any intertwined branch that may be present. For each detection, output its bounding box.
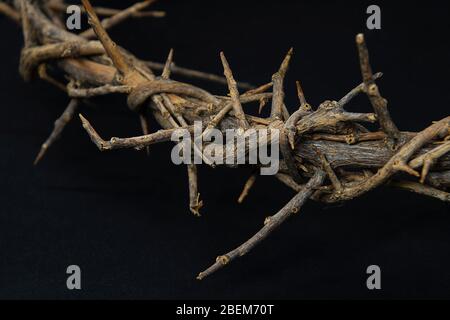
[1,0,449,280]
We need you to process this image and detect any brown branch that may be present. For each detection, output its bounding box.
[270,48,293,120]
[409,140,450,183]
[37,63,67,91]
[295,80,307,106]
[285,84,312,149]
[161,48,174,80]
[317,151,342,192]
[220,52,249,129]
[198,85,272,141]
[275,172,302,192]
[19,0,36,48]
[159,57,205,215]
[42,0,64,27]
[127,80,220,112]
[295,100,377,136]
[237,172,257,204]
[79,114,197,151]
[389,181,450,202]
[20,40,104,81]
[80,0,157,39]
[356,34,400,143]
[280,96,309,183]
[145,60,254,90]
[138,112,151,155]
[338,72,383,107]
[0,2,20,23]
[187,164,203,216]
[197,170,325,280]
[81,0,135,78]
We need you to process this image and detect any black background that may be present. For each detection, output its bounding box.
[0,0,449,299]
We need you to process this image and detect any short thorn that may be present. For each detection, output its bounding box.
[393,162,420,177]
[79,114,106,150]
[33,145,48,166]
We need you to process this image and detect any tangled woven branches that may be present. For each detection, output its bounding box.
[1,0,449,280]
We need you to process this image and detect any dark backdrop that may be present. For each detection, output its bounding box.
[0,0,449,299]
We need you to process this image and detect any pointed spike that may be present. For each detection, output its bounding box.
[33,99,78,165]
[219,51,232,81]
[295,80,307,106]
[288,132,296,150]
[161,48,174,79]
[79,113,107,150]
[139,113,150,156]
[258,97,267,114]
[278,47,294,77]
[420,163,431,184]
[356,33,365,45]
[81,0,130,75]
[237,173,257,204]
[33,144,48,166]
[220,51,249,129]
[394,162,421,177]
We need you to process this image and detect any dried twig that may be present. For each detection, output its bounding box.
[80,0,158,39]
[197,170,326,280]
[389,181,450,202]
[237,172,257,204]
[270,48,293,120]
[220,52,249,129]
[317,151,342,192]
[409,141,450,184]
[34,99,80,165]
[356,34,400,145]
[0,2,20,23]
